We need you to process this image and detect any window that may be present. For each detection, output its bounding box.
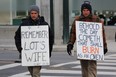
[0,0,35,25]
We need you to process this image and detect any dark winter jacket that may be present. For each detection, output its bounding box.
[14,16,54,57]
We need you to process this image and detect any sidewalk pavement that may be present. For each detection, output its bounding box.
[106,40,116,52]
[0,40,115,52]
[0,40,115,62]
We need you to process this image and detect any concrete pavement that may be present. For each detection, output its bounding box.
[0,39,115,52]
[0,39,115,65]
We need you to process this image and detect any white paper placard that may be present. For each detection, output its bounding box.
[76,21,104,61]
[21,25,49,66]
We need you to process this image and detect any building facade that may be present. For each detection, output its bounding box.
[0,0,116,44]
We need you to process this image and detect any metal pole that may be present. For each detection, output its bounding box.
[63,0,69,44]
[50,0,54,37]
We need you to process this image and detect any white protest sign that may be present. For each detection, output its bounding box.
[76,21,104,61]
[21,26,49,66]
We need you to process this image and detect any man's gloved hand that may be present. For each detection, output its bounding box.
[67,44,73,55]
[17,47,22,53]
[104,48,108,54]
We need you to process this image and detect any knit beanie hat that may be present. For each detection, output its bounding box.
[28,5,39,14]
[81,1,92,13]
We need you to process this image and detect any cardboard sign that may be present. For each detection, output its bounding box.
[21,26,49,66]
[76,21,104,61]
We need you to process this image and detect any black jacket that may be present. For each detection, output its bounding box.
[14,16,54,57]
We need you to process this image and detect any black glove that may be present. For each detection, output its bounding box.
[67,44,73,55]
[104,48,108,54]
[17,47,22,53]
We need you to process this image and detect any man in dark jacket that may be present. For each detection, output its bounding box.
[14,5,54,77]
[67,1,108,77]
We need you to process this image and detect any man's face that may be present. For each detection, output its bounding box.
[82,9,90,17]
[30,11,39,20]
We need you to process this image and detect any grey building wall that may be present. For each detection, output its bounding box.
[0,0,116,45]
[36,0,50,24]
[53,0,63,44]
[36,0,63,45]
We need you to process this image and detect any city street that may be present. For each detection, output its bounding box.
[0,47,116,77]
[0,0,116,77]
